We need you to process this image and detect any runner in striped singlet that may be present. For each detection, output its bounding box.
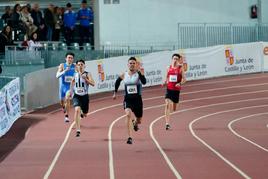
[69,59,95,137]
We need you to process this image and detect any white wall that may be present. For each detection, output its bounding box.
[97,0,255,45]
[260,0,268,23]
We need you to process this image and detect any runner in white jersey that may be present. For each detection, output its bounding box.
[56,52,76,122]
[113,57,146,144]
[69,59,95,137]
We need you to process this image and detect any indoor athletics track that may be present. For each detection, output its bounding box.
[0,73,268,179]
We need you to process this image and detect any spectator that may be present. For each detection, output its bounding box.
[21,35,29,49]
[63,2,76,46]
[53,6,63,41]
[77,0,93,47]
[44,4,55,41]
[20,6,37,38]
[28,32,42,51]
[10,4,26,39]
[0,25,14,58]
[31,3,46,41]
[1,6,12,26]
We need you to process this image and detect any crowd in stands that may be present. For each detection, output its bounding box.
[0,0,94,57]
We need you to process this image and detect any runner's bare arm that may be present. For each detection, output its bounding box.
[69,77,75,96]
[85,73,95,86]
[181,67,186,84]
[162,66,169,86]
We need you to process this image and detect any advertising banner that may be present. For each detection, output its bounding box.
[0,78,21,137]
[84,42,262,94]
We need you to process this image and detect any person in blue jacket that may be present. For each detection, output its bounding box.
[77,0,93,48]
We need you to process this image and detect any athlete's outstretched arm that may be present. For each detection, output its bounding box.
[138,71,146,85]
[69,77,75,96]
[162,66,169,86]
[181,67,186,84]
[84,72,95,86]
[113,73,124,99]
[56,64,67,78]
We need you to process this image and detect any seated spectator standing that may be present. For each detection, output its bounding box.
[10,4,26,40]
[77,0,93,48]
[28,32,42,51]
[0,25,14,58]
[31,3,46,41]
[53,6,63,41]
[44,4,55,41]
[63,3,76,47]
[1,6,12,26]
[20,6,37,38]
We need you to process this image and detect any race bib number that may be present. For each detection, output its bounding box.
[77,87,85,94]
[65,76,73,83]
[127,85,138,94]
[169,75,177,82]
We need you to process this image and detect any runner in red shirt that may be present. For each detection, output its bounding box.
[163,54,186,130]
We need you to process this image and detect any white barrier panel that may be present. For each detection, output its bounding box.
[24,67,58,111]
[181,42,262,81]
[262,42,268,71]
[85,42,262,94]
[0,78,21,137]
[85,51,172,94]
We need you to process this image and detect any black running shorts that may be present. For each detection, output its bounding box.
[123,95,143,118]
[73,93,89,114]
[165,89,181,103]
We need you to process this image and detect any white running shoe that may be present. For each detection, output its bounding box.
[64,117,70,123]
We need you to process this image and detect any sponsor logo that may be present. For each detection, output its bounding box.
[225,47,234,66]
[97,60,105,82]
[224,46,239,72]
[263,46,268,55]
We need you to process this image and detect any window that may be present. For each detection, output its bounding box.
[113,0,120,4]
[104,0,111,4]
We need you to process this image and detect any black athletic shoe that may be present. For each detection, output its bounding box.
[126,137,132,144]
[76,130,81,137]
[166,124,170,130]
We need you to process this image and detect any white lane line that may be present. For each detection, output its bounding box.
[87,75,268,102]
[110,91,267,178]
[149,117,183,179]
[189,105,268,179]
[44,86,268,179]
[108,115,125,179]
[43,122,75,179]
[43,103,122,179]
[149,98,268,179]
[44,76,268,178]
[109,94,268,179]
[45,76,268,115]
[108,104,167,179]
[228,113,268,152]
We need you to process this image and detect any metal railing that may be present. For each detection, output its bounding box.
[0,76,16,89]
[1,43,177,68]
[178,23,268,49]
